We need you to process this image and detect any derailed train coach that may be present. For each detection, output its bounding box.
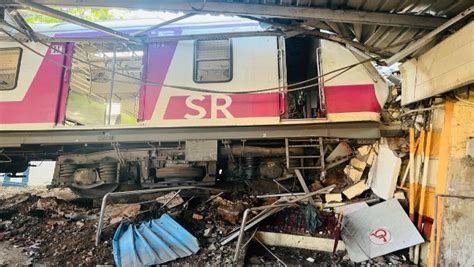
[0,19,388,197]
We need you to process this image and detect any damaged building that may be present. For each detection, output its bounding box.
[0,0,472,266]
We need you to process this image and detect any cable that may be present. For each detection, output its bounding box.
[1,28,374,94]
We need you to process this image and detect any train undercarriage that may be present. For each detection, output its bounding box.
[0,122,379,198]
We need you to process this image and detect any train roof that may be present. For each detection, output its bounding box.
[29,16,264,38]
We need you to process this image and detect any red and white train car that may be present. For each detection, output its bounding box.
[0,19,387,196]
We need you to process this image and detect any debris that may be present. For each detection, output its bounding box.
[156,191,184,209]
[341,199,424,262]
[342,180,370,199]
[203,228,212,237]
[255,231,345,253]
[343,165,363,183]
[113,214,199,266]
[295,170,315,205]
[325,193,342,203]
[35,187,80,201]
[349,158,367,171]
[106,204,141,225]
[192,213,204,220]
[367,140,401,200]
[213,197,245,224]
[326,142,353,162]
[306,257,315,263]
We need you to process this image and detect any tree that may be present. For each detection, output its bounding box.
[24,8,118,23]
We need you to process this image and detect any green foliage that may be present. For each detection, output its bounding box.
[25,8,116,24]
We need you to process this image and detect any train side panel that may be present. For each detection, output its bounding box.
[140,36,282,126]
[321,40,388,122]
[0,42,72,130]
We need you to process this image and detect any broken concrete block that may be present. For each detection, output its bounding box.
[357,145,372,157]
[344,165,363,183]
[368,140,401,200]
[357,145,378,166]
[343,180,370,199]
[326,142,353,162]
[350,158,367,171]
[325,193,342,203]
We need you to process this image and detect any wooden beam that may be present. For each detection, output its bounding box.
[6,0,447,28]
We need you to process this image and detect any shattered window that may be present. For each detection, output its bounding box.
[194,39,232,83]
[0,48,22,90]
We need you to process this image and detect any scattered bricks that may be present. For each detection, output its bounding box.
[349,158,367,171]
[357,145,371,157]
[343,180,370,200]
[343,165,363,183]
[326,142,353,162]
[217,205,243,224]
[325,193,342,203]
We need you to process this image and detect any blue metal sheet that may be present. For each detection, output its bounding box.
[113,214,199,266]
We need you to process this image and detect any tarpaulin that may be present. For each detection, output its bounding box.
[113,214,199,266]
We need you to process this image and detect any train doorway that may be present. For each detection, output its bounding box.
[65,42,144,126]
[284,36,326,119]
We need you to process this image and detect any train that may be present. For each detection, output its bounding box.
[0,18,388,197]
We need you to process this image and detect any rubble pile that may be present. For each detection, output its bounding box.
[0,191,113,265]
[0,138,427,265]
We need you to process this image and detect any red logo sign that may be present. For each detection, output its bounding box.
[369,228,391,245]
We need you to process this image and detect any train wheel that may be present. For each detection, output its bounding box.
[69,182,119,199]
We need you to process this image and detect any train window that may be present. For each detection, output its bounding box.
[0,48,22,90]
[194,39,232,83]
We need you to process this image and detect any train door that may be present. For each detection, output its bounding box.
[283,36,326,119]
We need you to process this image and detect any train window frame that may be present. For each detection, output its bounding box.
[0,47,23,91]
[193,38,233,83]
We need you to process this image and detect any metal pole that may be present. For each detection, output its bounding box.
[95,186,218,245]
[106,43,116,125]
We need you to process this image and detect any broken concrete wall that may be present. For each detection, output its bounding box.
[434,101,474,266]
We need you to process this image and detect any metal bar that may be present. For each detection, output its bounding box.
[294,169,315,205]
[14,0,140,43]
[285,138,290,170]
[254,238,288,266]
[6,8,38,41]
[319,137,326,180]
[0,29,283,43]
[16,0,447,28]
[256,192,306,198]
[288,144,320,148]
[386,6,473,65]
[95,186,218,245]
[106,43,116,125]
[131,13,195,36]
[293,166,322,169]
[289,155,320,158]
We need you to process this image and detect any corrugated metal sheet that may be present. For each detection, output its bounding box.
[201,0,472,59]
[113,214,200,266]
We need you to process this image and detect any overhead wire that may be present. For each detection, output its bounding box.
[1,28,378,94]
